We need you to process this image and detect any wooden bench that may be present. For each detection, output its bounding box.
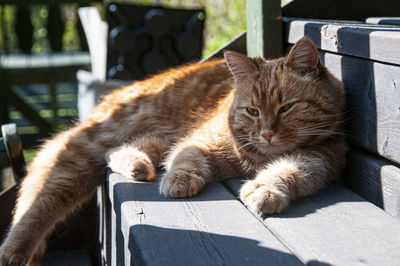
[98,1,400,265]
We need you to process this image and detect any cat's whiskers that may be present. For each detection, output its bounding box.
[297,129,346,136]
[224,134,251,146]
[319,109,354,118]
[298,120,346,131]
[236,142,253,152]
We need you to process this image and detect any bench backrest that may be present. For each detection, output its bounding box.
[283,18,400,220]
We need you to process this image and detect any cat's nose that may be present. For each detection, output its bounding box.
[260,129,274,143]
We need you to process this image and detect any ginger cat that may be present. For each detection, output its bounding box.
[0,37,347,265]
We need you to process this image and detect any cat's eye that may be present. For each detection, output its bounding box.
[246,107,259,117]
[278,103,295,114]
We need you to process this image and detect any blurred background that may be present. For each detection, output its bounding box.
[0,0,248,58]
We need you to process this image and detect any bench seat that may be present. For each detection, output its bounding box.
[102,171,400,265]
[98,16,400,266]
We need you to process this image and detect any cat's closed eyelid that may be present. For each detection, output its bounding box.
[277,102,296,115]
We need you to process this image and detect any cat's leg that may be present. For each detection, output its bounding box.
[0,170,96,266]
[160,138,217,198]
[239,150,342,215]
[26,238,47,266]
[0,130,106,265]
[106,132,171,181]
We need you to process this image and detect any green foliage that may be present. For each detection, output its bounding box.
[0,0,247,57]
[23,149,37,162]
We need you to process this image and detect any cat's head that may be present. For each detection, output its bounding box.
[224,36,346,155]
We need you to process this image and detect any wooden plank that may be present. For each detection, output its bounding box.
[283,18,400,65]
[246,0,282,58]
[0,52,90,69]
[282,0,400,21]
[224,179,400,265]
[106,171,303,266]
[366,17,400,26]
[343,148,400,219]
[1,124,26,182]
[316,51,400,165]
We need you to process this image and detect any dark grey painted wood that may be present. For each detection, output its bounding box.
[318,51,400,165]
[282,0,400,21]
[366,17,400,26]
[106,171,302,266]
[246,0,282,58]
[344,148,400,219]
[224,178,400,265]
[283,18,400,66]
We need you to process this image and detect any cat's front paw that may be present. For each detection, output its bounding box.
[107,148,155,181]
[160,169,204,198]
[239,180,289,215]
[0,245,29,266]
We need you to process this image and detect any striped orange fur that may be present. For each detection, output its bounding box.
[0,37,347,265]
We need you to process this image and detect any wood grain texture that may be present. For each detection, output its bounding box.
[318,51,400,165]
[106,170,302,266]
[224,178,400,265]
[343,148,400,219]
[284,18,400,66]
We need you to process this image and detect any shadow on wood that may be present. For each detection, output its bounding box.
[127,224,311,266]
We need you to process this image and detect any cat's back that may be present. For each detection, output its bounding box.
[89,59,233,125]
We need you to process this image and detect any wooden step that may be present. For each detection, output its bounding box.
[103,171,400,265]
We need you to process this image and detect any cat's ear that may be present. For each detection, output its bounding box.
[224,51,258,82]
[285,36,321,77]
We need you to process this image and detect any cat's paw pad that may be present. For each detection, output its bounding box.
[107,149,155,181]
[160,170,204,198]
[239,180,289,215]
